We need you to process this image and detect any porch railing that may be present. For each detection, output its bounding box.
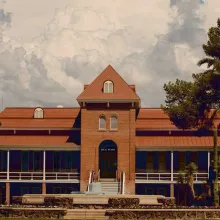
[135,172,209,182]
[0,172,80,181]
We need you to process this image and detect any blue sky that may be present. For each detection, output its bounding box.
[0,0,219,108]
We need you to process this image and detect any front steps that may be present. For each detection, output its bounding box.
[100,181,120,194]
[64,209,109,220]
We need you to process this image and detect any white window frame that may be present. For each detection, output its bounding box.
[34,108,44,119]
[104,81,113,93]
[99,116,106,130]
[110,115,118,130]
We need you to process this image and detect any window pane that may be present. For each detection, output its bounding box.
[53,152,60,171]
[22,151,29,172]
[1,151,7,171]
[32,187,41,194]
[104,83,108,93]
[64,151,72,170]
[99,117,106,129]
[111,116,118,129]
[21,187,29,196]
[33,151,41,171]
[108,83,113,93]
[104,81,113,93]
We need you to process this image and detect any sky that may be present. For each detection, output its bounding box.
[0,0,219,109]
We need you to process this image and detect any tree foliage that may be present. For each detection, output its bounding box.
[162,18,220,131]
[197,18,220,72]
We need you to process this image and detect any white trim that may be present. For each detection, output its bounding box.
[208,151,210,178]
[0,146,80,150]
[7,150,9,180]
[78,99,140,103]
[171,151,173,181]
[0,128,80,130]
[43,150,46,181]
[0,180,80,183]
[136,146,213,151]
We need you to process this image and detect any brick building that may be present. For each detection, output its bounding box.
[0,65,219,204]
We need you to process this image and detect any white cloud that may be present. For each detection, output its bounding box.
[0,0,219,108]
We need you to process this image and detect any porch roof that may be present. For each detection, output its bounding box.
[0,135,79,147]
[136,136,220,147]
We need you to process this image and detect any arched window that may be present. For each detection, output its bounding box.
[110,115,118,130]
[104,81,113,93]
[99,116,106,129]
[34,108,44,119]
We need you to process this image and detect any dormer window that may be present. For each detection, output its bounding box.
[104,81,113,93]
[34,108,44,119]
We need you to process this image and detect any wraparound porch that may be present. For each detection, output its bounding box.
[0,150,80,182]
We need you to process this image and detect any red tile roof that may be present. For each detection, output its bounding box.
[0,107,80,128]
[136,136,220,147]
[0,135,78,146]
[77,65,140,101]
[0,107,219,130]
[0,107,80,118]
[136,108,220,130]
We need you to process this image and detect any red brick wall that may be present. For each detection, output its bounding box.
[80,107,136,194]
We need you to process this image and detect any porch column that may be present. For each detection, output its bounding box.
[7,150,10,180]
[5,182,10,205]
[170,183,174,197]
[42,183,46,194]
[171,151,173,181]
[43,150,46,181]
[208,151,210,178]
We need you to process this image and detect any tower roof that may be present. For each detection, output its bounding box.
[77,65,140,102]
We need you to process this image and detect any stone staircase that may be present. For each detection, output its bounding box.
[64,209,109,220]
[99,180,120,194]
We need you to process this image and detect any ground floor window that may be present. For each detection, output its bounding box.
[33,151,42,172]
[21,151,29,172]
[46,183,80,194]
[136,184,170,197]
[136,151,171,173]
[53,152,61,172]
[20,187,29,196]
[32,187,41,194]
[174,151,208,172]
[0,151,7,172]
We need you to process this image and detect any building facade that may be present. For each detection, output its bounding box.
[0,65,219,204]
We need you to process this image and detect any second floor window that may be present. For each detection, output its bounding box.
[110,116,118,130]
[99,116,106,129]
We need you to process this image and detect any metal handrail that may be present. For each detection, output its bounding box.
[135,172,209,181]
[88,171,93,192]
[98,169,100,182]
[122,171,125,195]
[120,171,122,194]
[88,171,92,185]
[116,169,118,181]
[0,171,80,180]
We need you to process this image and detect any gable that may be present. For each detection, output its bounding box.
[77,65,140,102]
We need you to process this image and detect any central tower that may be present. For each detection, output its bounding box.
[77,65,140,194]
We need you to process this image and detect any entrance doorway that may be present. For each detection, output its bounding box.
[99,140,117,178]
